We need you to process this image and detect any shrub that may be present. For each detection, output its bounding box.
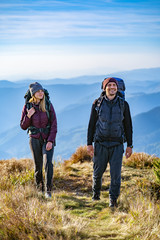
[153,158,160,185]
[70,145,92,164]
[123,152,159,169]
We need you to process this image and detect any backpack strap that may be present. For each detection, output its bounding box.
[25,89,52,135]
[118,96,125,115]
[118,96,127,143]
[95,92,105,114]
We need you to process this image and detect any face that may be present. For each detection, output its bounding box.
[34,89,44,101]
[105,82,118,97]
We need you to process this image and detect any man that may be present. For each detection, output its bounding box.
[87,77,133,208]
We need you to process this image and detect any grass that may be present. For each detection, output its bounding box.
[123,152,159,169]
[0,149,160,239]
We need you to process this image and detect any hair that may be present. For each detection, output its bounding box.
[29,94,46,112]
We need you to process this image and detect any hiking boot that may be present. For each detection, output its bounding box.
[92,193,100,201]
[109,198,118,208]
[45,191,52,199]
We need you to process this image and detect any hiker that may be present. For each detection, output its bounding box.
[87,77,133,208]
[20,82,57,198]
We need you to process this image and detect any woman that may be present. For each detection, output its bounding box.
[20,82,57,198]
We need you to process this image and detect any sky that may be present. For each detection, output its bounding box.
[0,0,160,81]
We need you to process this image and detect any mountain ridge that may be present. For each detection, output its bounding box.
[0,67,160,159]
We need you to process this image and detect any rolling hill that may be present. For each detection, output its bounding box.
[0,68,160,160]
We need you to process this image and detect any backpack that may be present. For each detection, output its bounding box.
[96,78,126,142]
[24,88,52,135]
[114,77,125,100]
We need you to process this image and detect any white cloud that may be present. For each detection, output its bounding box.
[0,9,160,40]
[0,1,159,80]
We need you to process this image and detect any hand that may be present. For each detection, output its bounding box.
[46,141,53,151]
[87,145,94,157]
[27,107,35,118]
[125,147,132,159]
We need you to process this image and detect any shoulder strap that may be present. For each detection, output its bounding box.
[118,96,127,143]
[118,96,125,114]
[95,92,105,113]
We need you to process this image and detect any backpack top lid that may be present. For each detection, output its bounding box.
[102,77,125,100]
[114,77,125,92]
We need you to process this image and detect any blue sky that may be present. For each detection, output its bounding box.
[0,0,160,81]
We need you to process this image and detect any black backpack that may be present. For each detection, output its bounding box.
[24,88,52,135]
[24,88,51,119]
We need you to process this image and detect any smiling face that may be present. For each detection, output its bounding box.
[105,82,118,99]
[34,89,44,102]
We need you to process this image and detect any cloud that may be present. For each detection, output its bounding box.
[0,0,159,80]
[0,9,160,41]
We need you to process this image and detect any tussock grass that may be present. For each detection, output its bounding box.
[123,152,159,169]
[116,190,160,240]
[0,158,33,174]
[0,149,160,240]
[153,158,160,184]
[0,159,86,240]
[70,145,92,164]
[0,188,85,240]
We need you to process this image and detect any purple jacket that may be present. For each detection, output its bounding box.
[20,103,57,143]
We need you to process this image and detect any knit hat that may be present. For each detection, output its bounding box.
[102,77,118,90]
[29,82,44,96]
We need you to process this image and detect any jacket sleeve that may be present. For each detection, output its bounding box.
[87,101,98,145]
[20,105,32,130]
[123,101,133,147]
[47,103,57,143]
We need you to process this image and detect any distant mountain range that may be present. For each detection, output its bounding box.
[0,67,160,160]
[1,67,160,85]
[132,106,160,156]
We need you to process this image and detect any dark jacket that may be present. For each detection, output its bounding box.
[95,95,124,142]
[87,94,133,147]
[20,103,57,143]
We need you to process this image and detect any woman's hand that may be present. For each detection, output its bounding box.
[27,107,35,118]
[46,141,53,151]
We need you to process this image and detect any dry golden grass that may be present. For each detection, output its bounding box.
[70,145,92,164]
[0,158,86,240]
[123,152,159,169]
[0,158,33,174]
[0,148,160,240]
[0,187,85,240]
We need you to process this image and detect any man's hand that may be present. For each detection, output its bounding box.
[87,145,94,157]
[46,142,53,151]
[125,147,132,159]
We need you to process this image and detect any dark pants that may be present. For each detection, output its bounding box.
[29,137,54,192]
[93,142,124,200]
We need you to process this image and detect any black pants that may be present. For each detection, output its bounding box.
[93,142,124,200]
[29,137,54,192]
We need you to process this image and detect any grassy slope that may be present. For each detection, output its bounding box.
[0,152,160,240]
